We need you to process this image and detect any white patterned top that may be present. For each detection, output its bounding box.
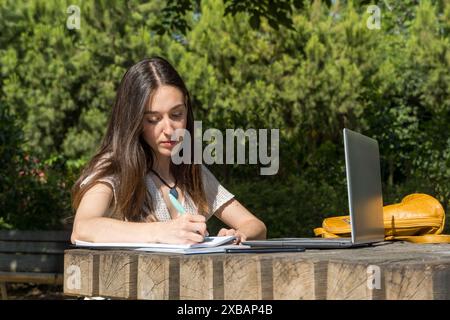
[80,165,234,221]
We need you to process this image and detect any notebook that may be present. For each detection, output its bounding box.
[74,236,312,255]
[75,236,238,250]
[74,236,254,255]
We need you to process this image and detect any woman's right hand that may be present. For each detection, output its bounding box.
[159,214,207,244]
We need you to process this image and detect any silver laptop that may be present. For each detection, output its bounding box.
[243,128,385,249]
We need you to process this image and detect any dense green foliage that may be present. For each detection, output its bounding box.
[0,0,449,235]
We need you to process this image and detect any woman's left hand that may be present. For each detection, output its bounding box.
[216,228,247,244]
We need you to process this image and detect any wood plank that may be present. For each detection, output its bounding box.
[326,261,382,300]
[223,254,273,300]
[212,257,225,299]
[64,242,450,300]
[270,249,356,299]
[0,271,63,284]
[179,255,222,300]
[0,241,69,254]
[137,254,179,300]
[64,249,99,297]
[272,256,316,299]
[384,261,450,300]
[0,253,63,273]
[98,250,138,299]
[431,263,450,300]
[325,246,450,300]
[325,251,425,300]
[385,262,433,300]
[0,230,71,242]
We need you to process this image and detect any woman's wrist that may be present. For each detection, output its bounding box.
[145,221,163,243]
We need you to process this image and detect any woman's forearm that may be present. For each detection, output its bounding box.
[71,217,163,244]
[237,219,267,240]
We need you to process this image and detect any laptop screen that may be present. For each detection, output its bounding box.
[344,129,385,244]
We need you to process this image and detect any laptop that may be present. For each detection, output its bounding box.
[242,128,385,249]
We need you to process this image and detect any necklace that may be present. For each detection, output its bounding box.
[151,169,179,199]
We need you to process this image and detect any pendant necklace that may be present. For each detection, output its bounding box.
[151,169,179,199]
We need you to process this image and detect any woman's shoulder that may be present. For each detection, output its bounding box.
[78,153,118,216]
[80,152,116,187]
[80,173,116,188]
[200,164,235,216]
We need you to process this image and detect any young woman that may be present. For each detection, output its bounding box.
[71,57,267,245]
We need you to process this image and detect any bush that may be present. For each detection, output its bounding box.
[1,0,448,232]
[0,105,75,230]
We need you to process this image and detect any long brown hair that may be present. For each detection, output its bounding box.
[72,57,208,221]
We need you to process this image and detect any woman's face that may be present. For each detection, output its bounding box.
[142,85,187,158]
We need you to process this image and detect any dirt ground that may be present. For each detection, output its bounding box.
[2,283,77,300]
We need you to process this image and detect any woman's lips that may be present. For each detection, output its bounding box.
[160,141,178,148]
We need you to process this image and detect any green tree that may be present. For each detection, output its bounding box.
[1,0,448,235]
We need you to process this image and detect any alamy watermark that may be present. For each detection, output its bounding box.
[367,265,381,290]
[366,0,392,30]
[170,121,279,176]
[66,5,81,30]
[66,265,81,290]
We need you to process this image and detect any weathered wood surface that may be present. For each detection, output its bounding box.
[0,231,71,273]
[1,230,71,299]
[63,242,450,300]
[0,230,70,277]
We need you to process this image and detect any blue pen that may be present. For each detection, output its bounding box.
[168,193,209,237]
[168,193,187,215]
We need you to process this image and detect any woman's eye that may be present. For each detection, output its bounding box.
[146,113,182,124]
[147,118,159,124]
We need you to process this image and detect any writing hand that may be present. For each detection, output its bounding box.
[161,214,207,244]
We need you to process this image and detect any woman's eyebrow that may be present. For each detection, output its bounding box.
[144,103,184,115]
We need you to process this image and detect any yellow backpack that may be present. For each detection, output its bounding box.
[314,193,450,244]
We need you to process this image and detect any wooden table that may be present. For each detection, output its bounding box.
[63,242,450,300]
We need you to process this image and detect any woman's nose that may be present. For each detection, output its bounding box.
[162,117,175,136]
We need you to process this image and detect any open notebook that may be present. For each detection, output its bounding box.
[74,236,250,255]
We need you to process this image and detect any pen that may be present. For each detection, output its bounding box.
[168,193,208,237]
[168,193,186,215]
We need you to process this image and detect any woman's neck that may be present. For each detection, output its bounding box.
[152,156,172,180]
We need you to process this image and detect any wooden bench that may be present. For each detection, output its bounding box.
[0,230,71,299]
[63,242,450,300]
